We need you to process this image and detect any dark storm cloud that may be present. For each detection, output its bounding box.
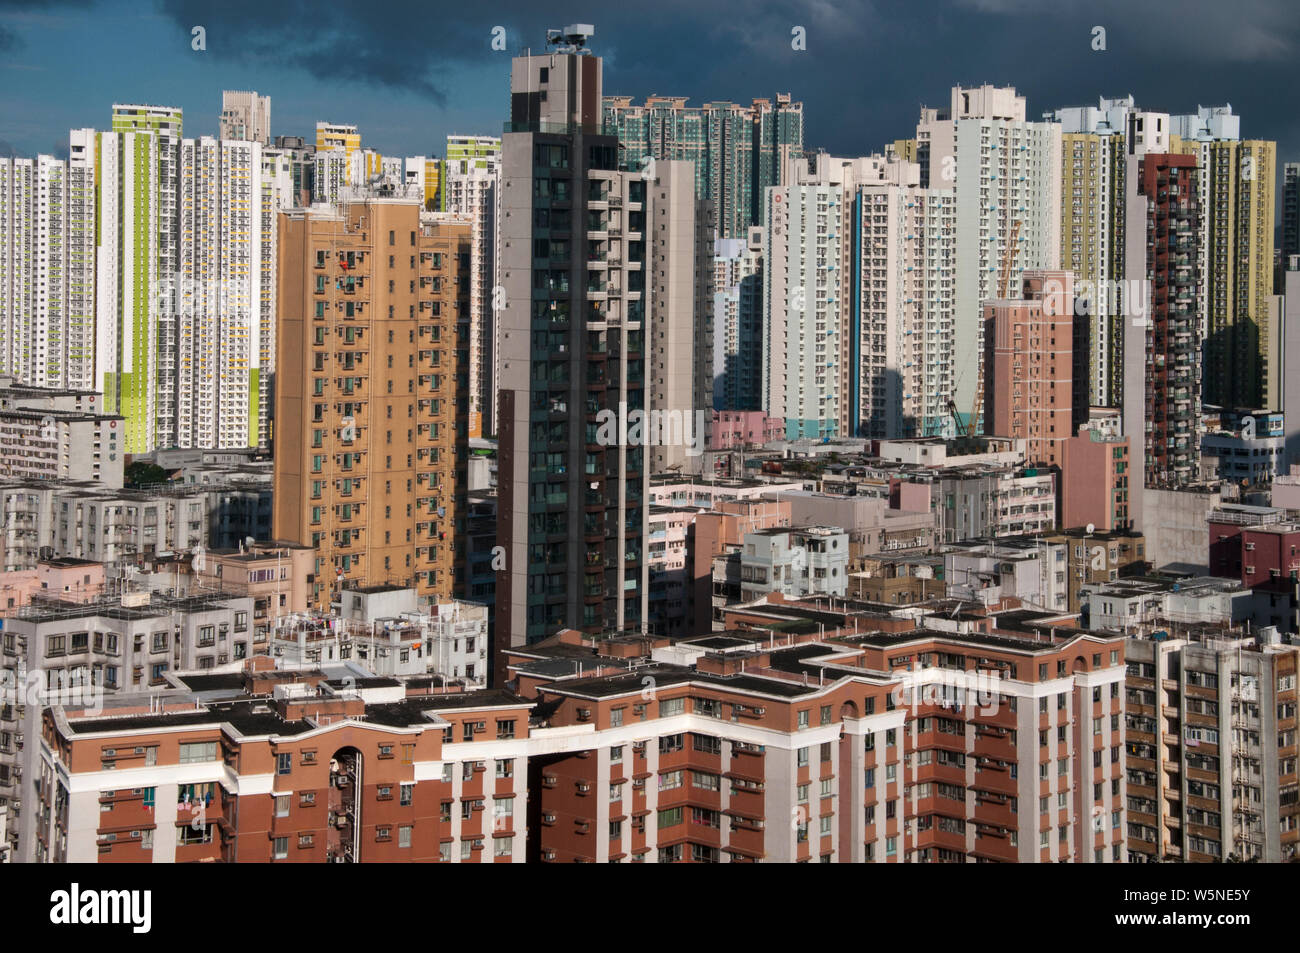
[6,0,1300,160]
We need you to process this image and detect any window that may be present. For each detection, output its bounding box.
[273,836,288,859]
[659,770,684,790]
[495,759,514,779]
[496,719,516,739]
[692,771,720,791]
[659,697,685,717]
[274,795,290,817]
[276,753,291,775]
[692,734,721,755]
[179,742,218,764]
[692,807,721,829]
[400,783,414,806]
[610,708,624,728]
[399,826,412,848]
[610,745,623,763]
[658,844,683,863]
[658,807,684,829]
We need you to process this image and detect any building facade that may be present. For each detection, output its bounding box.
[496,37,649,655]
[272,197,470,610]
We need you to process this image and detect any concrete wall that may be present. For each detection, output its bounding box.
[1141,486,1221,571]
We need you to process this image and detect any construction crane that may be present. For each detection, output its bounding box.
[967,219,1022,439]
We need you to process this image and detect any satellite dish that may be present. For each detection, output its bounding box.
[1085,523,1095,535]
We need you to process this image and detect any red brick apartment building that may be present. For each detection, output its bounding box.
[36,598,1128,862]
[37,668,531,863]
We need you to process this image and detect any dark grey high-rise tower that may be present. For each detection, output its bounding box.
[496,27,649,674]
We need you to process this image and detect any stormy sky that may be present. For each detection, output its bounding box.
[1,0,1298,167]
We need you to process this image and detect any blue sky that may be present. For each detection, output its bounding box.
[2,0,1299,166]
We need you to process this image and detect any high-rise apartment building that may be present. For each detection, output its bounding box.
[273,196,470,610]
[442,141,501,437]
[314,149,349,205]
[402,156,442,210]
[219,90,271,144]
[843,156,956,438]
[764,175,842,439]
[917,86,1062,428]
[1166,107,1275,407]
[1283,163,1300,267]
[89,105,279,452]
[603,93,803,238]
[983,270,1075,466]
[315,122,360,157]
[272,134,316,206]
[497,29,649,660]
[445,135,501,170]
[176,137,264,449]
[1051,97,1156,409]
[765,153,956,440]
[1053,100,1276,414]
[94,110,182,452]
[1123,151,1202,492]
[1168,122,1276,410]
[712,228,764,412]
[0,140,96,392]
[256,148,296,450]
[111,103,183,136]
[647,159,713,473]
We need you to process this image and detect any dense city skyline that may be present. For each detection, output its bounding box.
[0,1,1298,883]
